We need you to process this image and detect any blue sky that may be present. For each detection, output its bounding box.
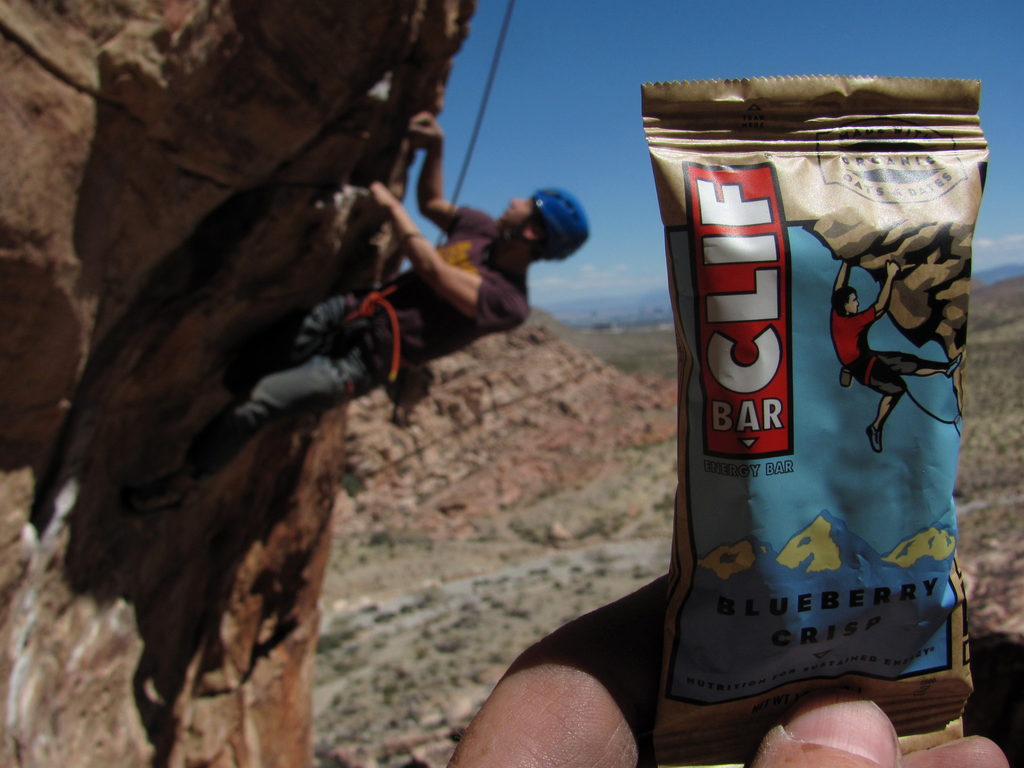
[408,0,1023,310]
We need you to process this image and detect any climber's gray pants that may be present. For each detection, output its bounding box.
[188,339,377,476]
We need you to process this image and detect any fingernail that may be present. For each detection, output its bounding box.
[783,694,900,767]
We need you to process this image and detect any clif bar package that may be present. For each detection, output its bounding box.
[642,77,988,766]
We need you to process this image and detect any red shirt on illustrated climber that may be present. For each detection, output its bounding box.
[126,112,589,512]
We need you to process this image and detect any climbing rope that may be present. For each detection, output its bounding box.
[904,382,963,433]
[448,0,517,208]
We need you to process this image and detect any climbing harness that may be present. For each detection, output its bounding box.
[344,286,402,382]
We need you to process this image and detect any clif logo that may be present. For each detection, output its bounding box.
[684,163,793,458]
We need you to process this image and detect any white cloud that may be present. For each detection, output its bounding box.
[974,233,1024,268]
[529,261,666,304]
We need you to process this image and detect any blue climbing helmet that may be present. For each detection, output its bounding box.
[532,188,589,261]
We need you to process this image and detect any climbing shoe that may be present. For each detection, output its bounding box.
[945,353,963,378]
[866,425,883,453]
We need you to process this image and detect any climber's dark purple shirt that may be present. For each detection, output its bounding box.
[367,207,529,371]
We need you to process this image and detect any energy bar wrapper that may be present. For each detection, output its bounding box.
[642,76,988,766]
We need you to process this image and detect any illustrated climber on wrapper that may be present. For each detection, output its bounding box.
[829,258,961,453]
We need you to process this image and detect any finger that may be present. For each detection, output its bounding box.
[447,576,667,768]
[368,181,392,204]
[903,736,1009,768]
[447,663,639,768]
[753,692,901,768]
[511,575,666,732]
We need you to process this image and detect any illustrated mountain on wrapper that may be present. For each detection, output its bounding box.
[671,510,959,701]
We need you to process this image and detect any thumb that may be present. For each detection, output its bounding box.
[752,692,901,768]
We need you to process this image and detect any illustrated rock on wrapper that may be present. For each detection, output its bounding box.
[641,76,988,766]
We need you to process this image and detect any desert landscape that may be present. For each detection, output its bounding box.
[311,278,1024,768]
[3,4,1016,767]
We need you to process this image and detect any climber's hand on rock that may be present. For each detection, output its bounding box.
[408,111,443,149]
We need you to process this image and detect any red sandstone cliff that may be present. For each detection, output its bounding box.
[0,2,474,765]
[339,321,677,541]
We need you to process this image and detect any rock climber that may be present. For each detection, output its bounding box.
[127,111,589,511]
[829,259,960,453]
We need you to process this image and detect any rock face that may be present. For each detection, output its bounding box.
[0,1,473,766]
[338,321,677,541]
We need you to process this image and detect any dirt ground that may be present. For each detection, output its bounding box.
[313,438,676,768]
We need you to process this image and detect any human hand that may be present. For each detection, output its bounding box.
[447,577,1008,768]
[886,260,900,279]
[408,110,444,148]
[753,692,1006,768]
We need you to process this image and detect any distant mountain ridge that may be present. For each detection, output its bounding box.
[539,262,1024,328]
[974,262,1024,285]
[537,288,673,327]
